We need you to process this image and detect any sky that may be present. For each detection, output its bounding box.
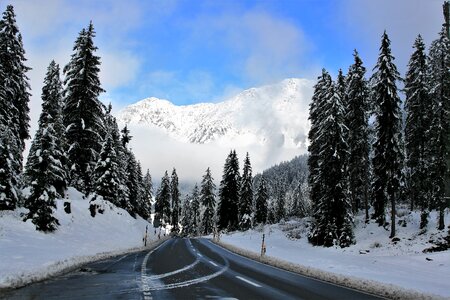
[0,0,444,184]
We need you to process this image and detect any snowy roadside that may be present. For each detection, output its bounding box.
[213,211,450,300]
[0,188,166,290]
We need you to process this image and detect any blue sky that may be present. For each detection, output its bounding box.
[0,0,443,111]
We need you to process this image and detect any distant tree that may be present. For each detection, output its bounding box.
[239,153,253,230]
[404,35,431,228]
[428,27,450,230]
[371,31,403,238]
[181,194,192,235]
[155,171,171,227]
[191,184,200,236]
[143,169,153,211]
[201,168,216,235]
[254,175,268,224]
[218,150,240,231]
[170,168,180,233]
[121,125,132,148]
[346,50,370,220]
[63,22,105,194]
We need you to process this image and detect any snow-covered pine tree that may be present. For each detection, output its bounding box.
[307,69,332,217]
[371,31,403,238]
[143,169,153,212]
[121,125,132,148]
[218,150,240,231]
[0,5,31,210]
[124,150,141,218]
[25,61,67,197]
[201,168,216,235]
[309,80,354,248]
[0,5,31,167]
[181,193,192,235]
[274,177,286,223]
[191,184,200,236]
[93,131,120,206]
[346,50,370,220]
[254,175,268,225]
[170,168,180,233]
[238,152,253,230]
[136,161,151,220]
[404,35,431,228]
[428,27,450,230]
[155,171,171,227]
[63,22,105,194]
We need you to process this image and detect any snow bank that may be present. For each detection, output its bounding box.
[0,188,167,289]
[215,210,450,299]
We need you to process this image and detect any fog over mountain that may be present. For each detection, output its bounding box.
[116,78,313,187]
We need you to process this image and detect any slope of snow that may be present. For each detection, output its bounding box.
[217,209,450,298]
[0,188,166,289]
[117,78,313,149]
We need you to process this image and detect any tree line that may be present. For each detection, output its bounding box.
[0,6,152,232]
[308,26,450,247]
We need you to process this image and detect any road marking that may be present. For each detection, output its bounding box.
[235,276,261,288]
[147,257,200,280]
[198,253,203,258]
[209,260,218,267]
[141,241,169,300]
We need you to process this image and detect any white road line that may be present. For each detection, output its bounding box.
[147,257,200,280]
[209,260,218,267]
[198,253,203,257]
[141,240,169,299]
[235,276,262,288]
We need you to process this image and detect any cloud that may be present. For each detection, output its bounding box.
[186,9,314,86]
[339,0,443,73]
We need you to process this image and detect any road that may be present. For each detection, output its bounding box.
[0,238,382,299]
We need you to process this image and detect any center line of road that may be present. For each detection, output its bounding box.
[209,260,218,267]
[236,276,262,288]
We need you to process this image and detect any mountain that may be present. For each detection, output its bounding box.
[116,78,314,150]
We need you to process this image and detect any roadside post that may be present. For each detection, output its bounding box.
[261,233,266,257]
[144,225,148,246]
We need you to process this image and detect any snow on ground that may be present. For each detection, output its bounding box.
[0,187,167,289]
[218,208,450,299]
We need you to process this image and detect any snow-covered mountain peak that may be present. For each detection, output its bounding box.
[116,78,314,147]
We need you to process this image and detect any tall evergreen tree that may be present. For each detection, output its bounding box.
[124,151,141,217]
[254,175,268,224]
[170,168,180,233]
[25,61,66,197]
[201,168,216,235]
[0,5,31,162]
[307,69,332,218]
[346,50,370,220]
[404,35,431,228]
[428,27,450,230]
[371,31,403,238]
[63,22,105,194]
[0,5,31,210]
[218,150,240,231]
[239,153,253,230]
[181,194,192,235]
[309,81,354,247]
[143,169,153,206]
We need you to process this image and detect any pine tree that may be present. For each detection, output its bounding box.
[63,22,105,194]
[218,150,240,231]
[274,178,286,222]
[25,61,67,197]
[121,125,132,148]
[255,175,268,224]
[239,153,253,230]
[308,69,332,217]
[93,132,120,206]
[155,171,171,227]
[136,161,151,220]
[0,5,31,210]
[309,80,354,247]
[428,27,450,230]
[0,5,31,163]
[181,194,192,235]
[346,50,370,220]
[191,184,200,236]
[404,35,431,228]
[125,151,140,217]
[170,168,180,233]
[371,31,403,238]
[143,169,153,209]
[201,168,216,235]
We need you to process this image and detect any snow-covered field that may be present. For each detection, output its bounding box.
[0,188,164,289]
[218,209,450,299]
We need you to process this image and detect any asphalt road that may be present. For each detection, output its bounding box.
[0,238,383,299]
